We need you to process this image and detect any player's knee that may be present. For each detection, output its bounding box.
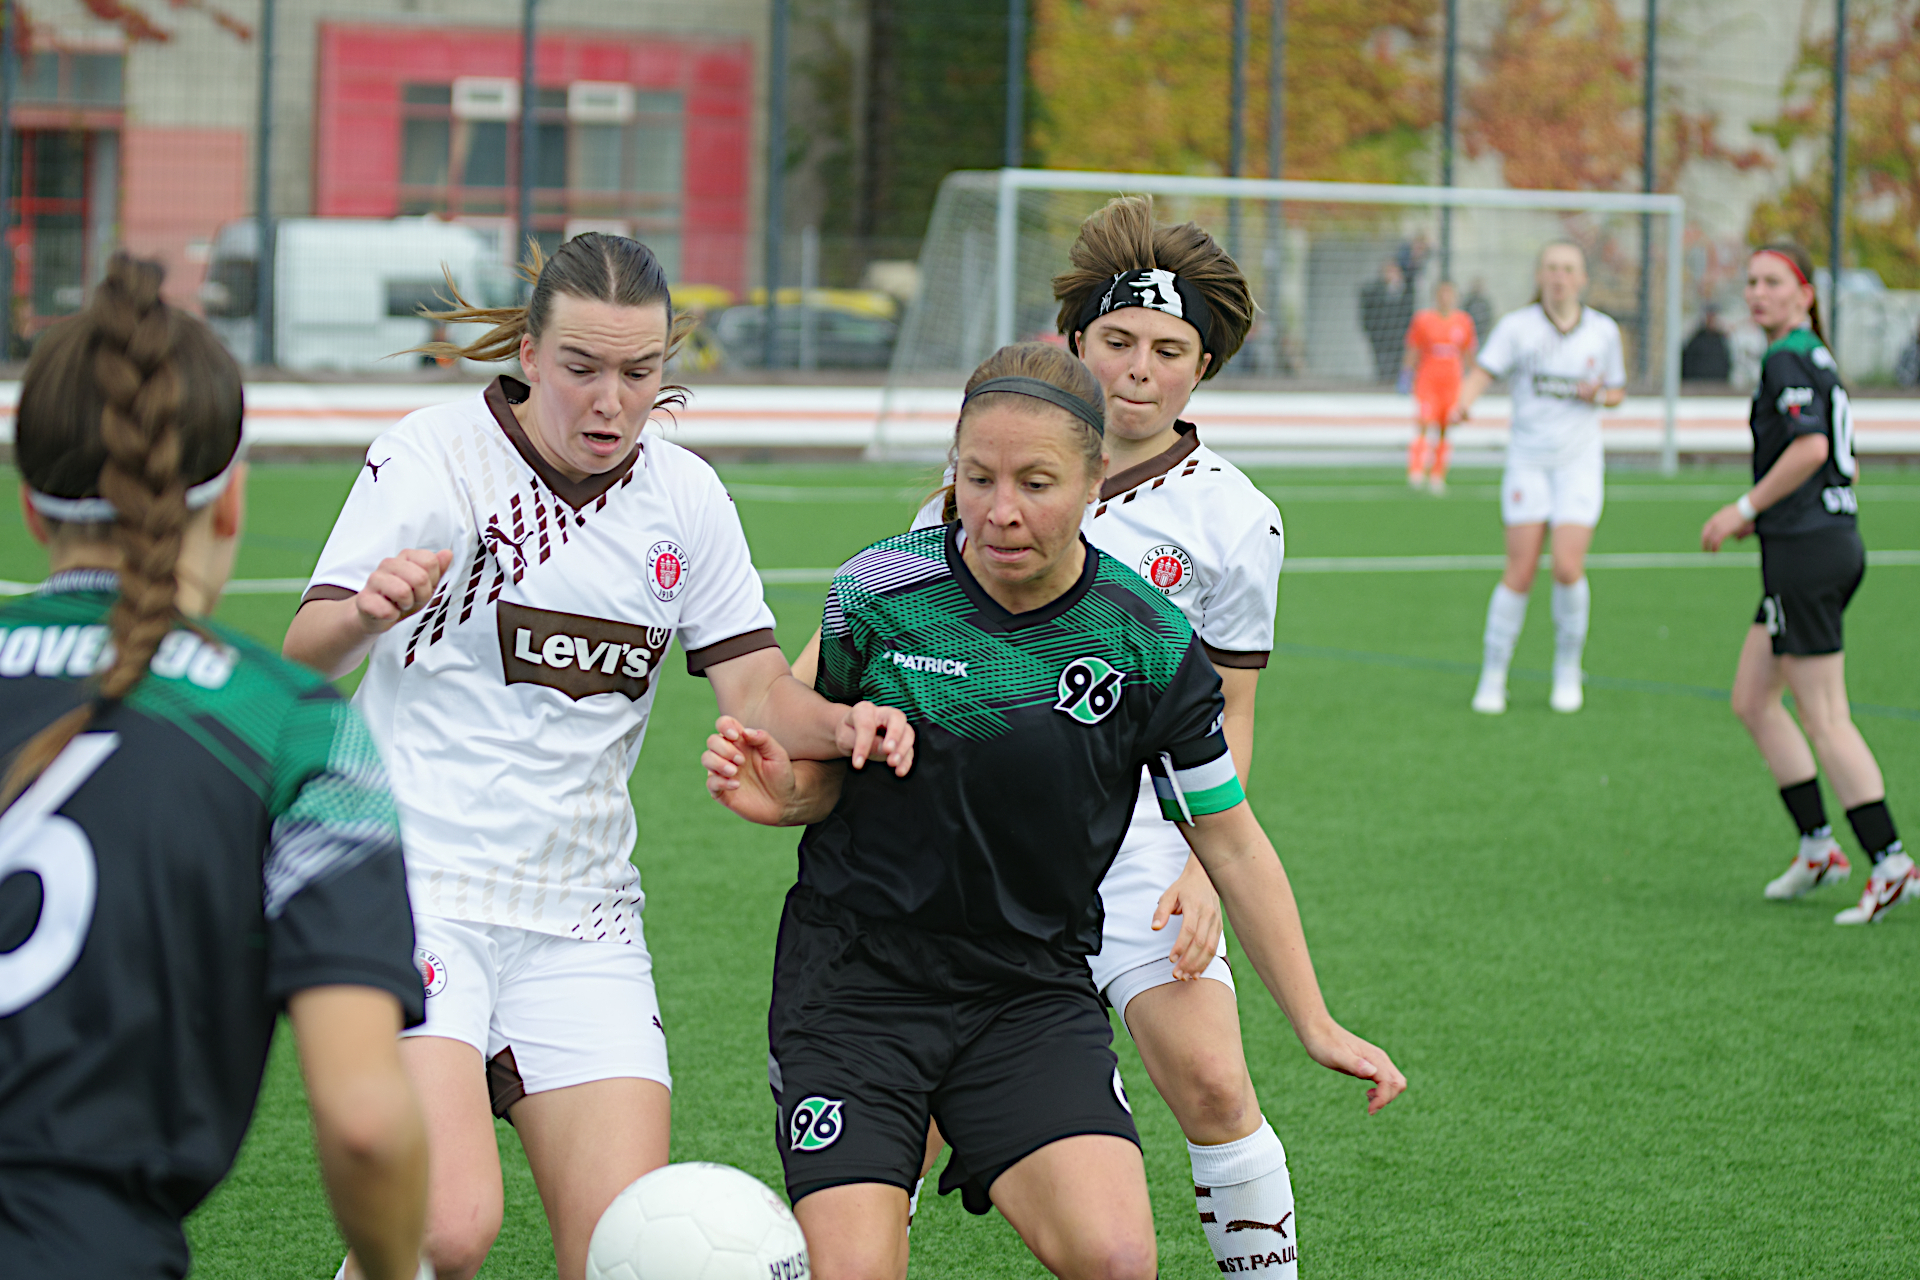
[1730,682,1773,726]
[1075,1230,1157,1280]
[1171,1061,1256,1137]
[423,1207,501,1280]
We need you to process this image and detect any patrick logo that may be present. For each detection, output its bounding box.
[1140,544,1194,595]
[647,541,686,602]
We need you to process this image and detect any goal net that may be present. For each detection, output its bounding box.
[882,169,1684,464]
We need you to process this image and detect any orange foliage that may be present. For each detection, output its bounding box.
[1460,0,1640,191]
[1029,0,1439,183]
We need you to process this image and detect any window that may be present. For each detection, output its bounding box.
[18,52,123,106]
[397,80,685,260]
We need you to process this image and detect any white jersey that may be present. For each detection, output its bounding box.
[1475,304,1626,466]
[306,377,777,942]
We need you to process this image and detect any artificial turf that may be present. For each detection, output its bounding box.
[8,458,1910,1278]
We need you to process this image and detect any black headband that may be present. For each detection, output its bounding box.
[963,376,1105,436]
[1072,268,1214,354]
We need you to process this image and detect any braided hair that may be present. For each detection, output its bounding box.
[3,253,244,808]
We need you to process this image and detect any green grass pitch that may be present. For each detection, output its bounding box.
[6,458,1912,1278]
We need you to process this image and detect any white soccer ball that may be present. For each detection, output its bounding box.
[585,1162,810,1280]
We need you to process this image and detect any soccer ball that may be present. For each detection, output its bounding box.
[585,1162,810,1280]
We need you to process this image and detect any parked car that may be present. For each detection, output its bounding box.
[201,217,518,372]
[711,297,897,370]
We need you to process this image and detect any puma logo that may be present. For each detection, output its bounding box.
[364,456,391,482]
[485,517,532,574]
[1225,1212,1293,1237]
[1268,525,1281,537]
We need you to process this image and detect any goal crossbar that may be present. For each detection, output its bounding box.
[980,168,1686,470]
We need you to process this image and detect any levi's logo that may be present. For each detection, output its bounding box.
[496,601,671,702]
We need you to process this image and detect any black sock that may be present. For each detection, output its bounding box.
[1779,779,1829,839]
[1846,801,1903,866]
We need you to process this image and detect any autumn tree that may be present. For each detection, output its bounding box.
[1028,0,1440,183]
[1749,0,1920,289]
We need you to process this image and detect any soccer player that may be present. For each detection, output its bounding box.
[709,342,1403,1280]
[796,196,1309,1276]
[1451,241,1626,714]
[1700,242,1913,923]
[0,255,429,1279]
[282,234,912,1280]
[1403,280,1477,493]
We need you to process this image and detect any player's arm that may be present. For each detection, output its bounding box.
[1449,364,1495,423]
[706,646,911,776]
[1181,803,1406,1114]
[283,550,454,678]
[1701,432,1830,551]
[287,986,429,1280]
[703,714,845,825]
[1157,664,1259,979]
[792,628,824,688]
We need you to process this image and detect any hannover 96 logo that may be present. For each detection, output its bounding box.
[1055,657,1125,725]
[790,1096,844,1151]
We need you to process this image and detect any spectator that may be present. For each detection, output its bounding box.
[1360,258,1414,383]
[1681,304,1733,382]
[1463,278,1494,342]
[1397,232,1432,288]
[1895,319,1920,387]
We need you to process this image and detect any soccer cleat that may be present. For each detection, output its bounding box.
[1427,475,1448,495]
[1471,668,1507,714]
[1549,661,1583,713]
[1763,837,1851,900]
[1833,852,1918,925]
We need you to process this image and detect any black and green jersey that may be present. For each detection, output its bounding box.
[1752,328,1858,537]
[0,572,420,1245]
[805,524,1244,954]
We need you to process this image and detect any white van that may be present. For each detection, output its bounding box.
[202,217,518,372]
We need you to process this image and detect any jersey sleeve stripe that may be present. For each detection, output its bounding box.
[265,704,401,919]
[684,627,780,675]
[1203,644,1270,670]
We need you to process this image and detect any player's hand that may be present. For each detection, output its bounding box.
[836,701,914,776]
[1299,1020,1406,1115]
[1153,860,1223,980]
[703,715,799,825]
[355,549,453,634]
[1446,402,1469,426]
[1700,505,1754,552]
[1576,378,1604,404]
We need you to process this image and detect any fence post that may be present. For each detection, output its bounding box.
[763,0,788,370]
[1439,0,1457,280]
[516,0,538,276]
[1637,0,1657,383]
[1004,0,1026,168]
[799,224,818,371]
[1228,0,1248,259]
[1828,0,1848,358]
[1265,0,1284,375]
[252,0,276,367]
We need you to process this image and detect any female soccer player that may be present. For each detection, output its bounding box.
[0,255,429,1279]
[283,233,911,1280]
[1403,279,1477,494]
[1700,241,1912,923]
[711,342,1403,1280]
[795,197,1305,1275]
[1452,240,1626,715]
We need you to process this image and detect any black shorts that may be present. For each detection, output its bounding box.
[767,885,1138,1215]
[1755,528,1865,656]
[0,1166,190,1279]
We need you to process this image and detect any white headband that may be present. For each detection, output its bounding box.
[27,440,247,525]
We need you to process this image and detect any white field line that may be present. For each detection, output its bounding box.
[1,550,1909,597]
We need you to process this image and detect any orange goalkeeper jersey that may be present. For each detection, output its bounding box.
[1407,308,1477,398]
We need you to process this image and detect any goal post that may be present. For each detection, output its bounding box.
[886,168,1687,472]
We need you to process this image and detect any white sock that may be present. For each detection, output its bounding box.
[1552,577,1590,670]
[1482,583,1529,675]
[906,1175,924,1233]
[1190,1119,1296,1278]
[333,1260,349,1280]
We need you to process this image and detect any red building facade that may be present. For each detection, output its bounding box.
[313,23,752,292]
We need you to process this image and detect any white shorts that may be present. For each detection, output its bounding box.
[1088,788,1234,1018]
[1501,441,1605,528]
[405,914,671,1101]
